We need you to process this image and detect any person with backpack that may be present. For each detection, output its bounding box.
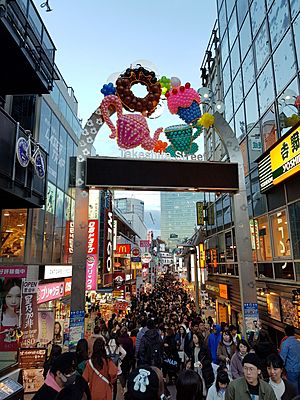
[106,337,126,400]
[138,319,163,368]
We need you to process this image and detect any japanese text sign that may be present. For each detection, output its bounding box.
[37,282,64,304]
[22,282,38,347]
[0,265,27,278]
[87,220,99,255]
[86,255,97,291]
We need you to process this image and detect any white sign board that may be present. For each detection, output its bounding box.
[44,265,72,279]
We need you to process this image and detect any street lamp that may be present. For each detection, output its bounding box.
[177,244,201,314]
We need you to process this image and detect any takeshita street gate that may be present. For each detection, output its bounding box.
[71,64,258,337]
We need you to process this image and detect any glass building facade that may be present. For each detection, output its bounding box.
[202,0,300,338]
[160,192,204,250]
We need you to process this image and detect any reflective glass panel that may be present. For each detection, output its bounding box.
[233,70,244,111]
[235,104,246,141]
[52,188,64,263]
[228,7,238,48]
[242,48,255,95]
[257,263,274,278]
[223,195,232,227]
[222,59,231,95]
[240,14,252,60]
[0,209,27,262]
[254,215,272,261]
[289,201,300,259]
[226,0,235,19]
[294,14,300,63]
[230,39,240,79]
[39,100,51,153]
[261,105,277,151]
[273,30,296,94]
[277,78,300,136]
[274,262,295,280]
[271,210,291,258]
[257,61,275,116]
[255,19,270,72]
[48,113,59,184]
[250,0,265,37]
[290,0,300,19]
[221,31,230,66]
[57,126,67,190]
[219,0,227,39]
[240,139,249,175]
[269,0,290,50]
[237,0,248,28]
[245,84,259,129]
[225,88,234,121]
[251,169,268,216]
[29,208,44,264]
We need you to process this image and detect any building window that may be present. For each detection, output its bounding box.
[257,61,275,116]
[240,139,249,175]
[233,70,244,111]
[222,59,232,96]
[257,263,274,278]
[251,170,268,217]
[254,19,270,72]
[224,88,234,121]
[269,0,290,51]
[261,105,277,151]
[237,0,248,28]
[277,78,300,137]
[219,0,227,40]
[230,39,241,79]
[242,48,255,95]
[221,31,230,67]
[250,0,265,37]
[273,30,297,95]
[235,104,246,142]
[240,15,252,61]
[274,262,295,280]
[290,0,300,19]
[0,209,27,262]
[254,215,272,261]
[228,7,238,47]
[270,210,291,258]
[248,123,262,170]
[288,201,300,259]
[245,84,259,130]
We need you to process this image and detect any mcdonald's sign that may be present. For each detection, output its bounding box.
[116,244,131,254]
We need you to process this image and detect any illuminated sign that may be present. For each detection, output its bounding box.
[219,284,228,299]
[87,220,99,255]
[258,123,300,192]
[37,282,64,304]
[196,202,204,225]
[116,244,131,254]
[104,211,113,273]
[44,265,72,279]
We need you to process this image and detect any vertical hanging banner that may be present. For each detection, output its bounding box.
[102,191,114,286]
[21,281,39,348]
[86,190,100,291]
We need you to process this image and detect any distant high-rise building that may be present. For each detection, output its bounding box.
[160,192,204,250]
[115,198,147,240]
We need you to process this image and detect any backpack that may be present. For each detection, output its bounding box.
[144,336,163,367]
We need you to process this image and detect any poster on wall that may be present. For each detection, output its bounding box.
[0,276,22,351]
[267,294,281,321]
[69,311,85,350]
[38,311,54,346]
[281,298,299,328]
[21,281,39,348]
[53,319,64,345]
[244,303,260,337]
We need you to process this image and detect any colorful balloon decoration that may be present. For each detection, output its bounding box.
[166,82,201,125]
[100,64,215,153]
[100,95,163,150]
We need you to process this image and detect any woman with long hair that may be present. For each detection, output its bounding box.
[217,331,236,366]
[175,325,186,368]
[206,370,230,399]
[176,369,203,400]
[76,338,89,375]
[106,336,126,400]
[43,344,62,379]
[0,279,21,327]
[83,337,117,400]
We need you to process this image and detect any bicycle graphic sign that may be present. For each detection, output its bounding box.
[16,131,46,179]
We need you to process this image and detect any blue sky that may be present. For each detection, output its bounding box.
[34,0,217,209]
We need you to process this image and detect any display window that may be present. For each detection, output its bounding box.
[0,209,27,261]
[270,210,291,258]
[254,215,272,261]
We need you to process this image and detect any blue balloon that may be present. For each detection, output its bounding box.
[101,82,116,96]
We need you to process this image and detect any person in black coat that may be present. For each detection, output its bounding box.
[186,332,214,395]
[118,326,134,386]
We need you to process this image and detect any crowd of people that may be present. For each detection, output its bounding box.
[33,274,300,400]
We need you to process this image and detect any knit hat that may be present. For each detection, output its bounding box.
[126,366,159,400]
[51,352,77,375]
[242,353,261,370]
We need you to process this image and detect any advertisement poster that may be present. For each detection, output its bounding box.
[0,277,22,351]
[21,281,39,347]
[69,311,85,350]
[53,319,64,345]
[22,369,44,393]
[38,311,54,346]
[281,298,299,328]
[244,303,260,337]
[267,294,281,321]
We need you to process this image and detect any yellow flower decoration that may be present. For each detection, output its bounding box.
[198,113,215,128]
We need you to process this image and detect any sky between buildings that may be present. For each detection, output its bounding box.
[34,0,217,209]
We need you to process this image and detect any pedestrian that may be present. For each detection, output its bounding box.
[124,366,165,400]
[135,319,148,359]
[106,336,126,400]
[55,375,91,400]
[228,325,241,346]
[119,326,134,386]
[138,319,163,368]
[267,353,298,399]
[230,339,250,379]
[187,331,214,397]
[33,352,77,400]
[87,325,106,357]
[279,325,300,394]
[217,331,236,366]
[162,327,180,385]
[175,325,186,368]
[225,353,276,400]
[207,370,230,400]
[208,324,222,365]
[76,338,89,375]
[253,331,277,379]
[184,320,200,359]
[43,344,62,379]
[83,337,118,400]
[176,369,203,400]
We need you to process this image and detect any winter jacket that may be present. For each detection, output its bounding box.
[138,328,163,367]
[135,327,148,356]
[83,358,117,400]
[269,378,298,400]
[225,377,276,400]
[119,334,134,373]
[32,371,61,400]
[190,345,215,389]
[207,384,226,400]
[208,325,222,364]
[230,351,244,379]
[217,342,236,363]
[279,335,300,373]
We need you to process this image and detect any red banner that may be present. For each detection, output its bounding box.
[64,278,72,296]
[21,281,39,348]
[116,244,131,254]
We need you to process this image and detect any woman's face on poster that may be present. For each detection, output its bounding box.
[5,285,21,312]
[54,322,61,335]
